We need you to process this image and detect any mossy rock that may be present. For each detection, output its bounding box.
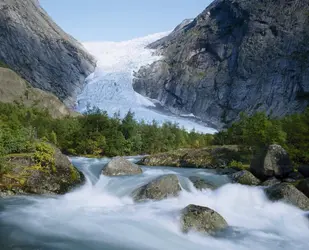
[181,204,228,234]
[189,176,215,190]
[132,174,181,201]
[138,146,242,168]
[0,143,84,196]
[230,170,261,186]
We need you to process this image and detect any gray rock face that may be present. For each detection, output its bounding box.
[0,0,96,105]
[297,179,309,198]
[133,0,309,128]
[133,174,181,201]
[189,176,215,190]
[230,170,260,186]
[250,145,293,180]
[102,157,143,176]
[265,183,309,210]
[181,204,228,234]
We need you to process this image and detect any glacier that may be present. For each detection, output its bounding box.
[77,32,217,134]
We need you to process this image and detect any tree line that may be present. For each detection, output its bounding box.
[0,103,213,157]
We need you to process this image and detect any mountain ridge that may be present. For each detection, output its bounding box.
[133,0,309,128]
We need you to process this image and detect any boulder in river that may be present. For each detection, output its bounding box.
[102,157,142,176]
[189,176,215,190]
[261,177,281,187]
[0,143,84,196]
[250,144,293,180]
[298,166,309,178]
[133,174,181,201]
[264,183,309,210]
[181,204,228,234]
[230,170,261,186]
[296,179,309,198]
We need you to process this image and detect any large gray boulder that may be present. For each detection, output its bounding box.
[265,183,309,210]
[297,179,309,198]
[181,204,228,234]
[189,176,215,190]
[250,145,293,180]
[133,174,181,201]
[0,0,96,105]
[133,0,309,129]
[230,170,261,186]
[102,157,143,176]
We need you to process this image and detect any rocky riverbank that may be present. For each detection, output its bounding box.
[137,144,309,211]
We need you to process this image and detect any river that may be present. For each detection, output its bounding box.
[0,157,308,250]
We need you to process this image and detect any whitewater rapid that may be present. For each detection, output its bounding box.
[77,33,217,134]
[0,157,308,250]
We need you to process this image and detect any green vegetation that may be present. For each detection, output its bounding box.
[214,111,309,165]
[0,60,9,69]
[0,102,213,159]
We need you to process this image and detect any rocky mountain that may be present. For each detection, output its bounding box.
[133,0,309,129]
[0,0,96,106]
[0,65,73,118]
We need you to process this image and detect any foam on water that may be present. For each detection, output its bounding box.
[77,33,217,134]
[0,157,308,250]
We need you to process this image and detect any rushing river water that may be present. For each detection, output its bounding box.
[0,157,308,250]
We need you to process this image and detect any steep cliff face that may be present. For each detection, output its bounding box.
[133,0,309,129]
[0,0,96,105]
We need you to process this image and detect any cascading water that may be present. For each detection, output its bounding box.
[76,33,217,134]
[0,157,308,250]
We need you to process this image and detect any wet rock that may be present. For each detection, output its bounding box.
[102,157,143,176]
[298,166,309,178]
[181,204,228,234]
[265,183,309,210]
[296,179,309,198]
[230,170,260,186]
[250,145,293,180]
[189,176,215,190]
[261,178,281,187]
[133,174,181,201]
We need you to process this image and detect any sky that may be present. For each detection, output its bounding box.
[40,0,212,42]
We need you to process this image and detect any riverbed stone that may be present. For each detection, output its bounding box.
[261,177,281,187]
[181,204,228,234]
[250,144,293,180]
[133,174,181,201]
[102,157,143,176]
[265,183,309,210]
[230,170,261,186]
[189,176,215,190]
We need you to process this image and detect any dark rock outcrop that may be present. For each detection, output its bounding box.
[133,0,309,128]
[250,145,293,180]
[265,183,309,210]
[0,0,96,105]
[181,204,228,234]
[0,145,84,197]
[132,174,181,201]
[297,179,309,198]
[102,157,143,176]
[189,176,215,190]
[230,170,260,186]
[298,165,309,178]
